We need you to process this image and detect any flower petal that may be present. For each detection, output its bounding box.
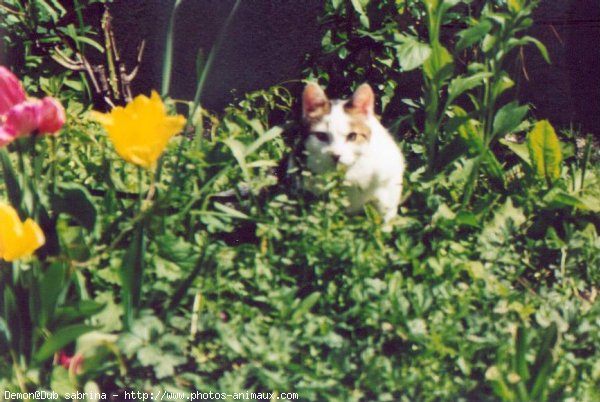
[21,218,46,257]
[0,204,22,260]
[38,97,66,134]
[0,125,17,147]
[0,66,27,115]
[93,91,185,168]
[4,100,42,136]
[0,204,45,262]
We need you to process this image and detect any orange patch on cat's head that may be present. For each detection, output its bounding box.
[348,117,372,144]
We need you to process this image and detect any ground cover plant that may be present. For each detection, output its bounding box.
[1,0,599,401]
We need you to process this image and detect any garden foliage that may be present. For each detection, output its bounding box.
[1,0,599,401]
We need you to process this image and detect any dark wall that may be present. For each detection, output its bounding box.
[1,1,597,134]
[109,0,323,110]
[520,0,600,136]
[82,0,600,136]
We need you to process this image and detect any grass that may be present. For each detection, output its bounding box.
[3,88,598,400]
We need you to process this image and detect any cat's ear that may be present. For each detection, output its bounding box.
[303,82,330,120]
[349,83,375,115]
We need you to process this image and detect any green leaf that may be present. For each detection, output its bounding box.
[154,353,187,379]
[214,202,250,220]
[455,211,480,228]
[491,72,515,99]
[223,138,250,180]
[542,188,600,212]
[500,138,531,166]
[161,0,183,96]
[72,35,104,53]
[507,0,523,13]
[0,317,10,350]
[331,0,343,9]
[515,36,551,64]
[423,42,454,81]
[36,261,67,328]
[52,183,97,231]
[527,120,562,183]
[434,137,469,171]
[395,35,432,72]
[442,0,461,9]
[51,366,77,396]
[36,0,61,22]
[456,19,492,51]
[350,0,369,28]
[157,234,197,271]
[245,125,283,157]
[479,198,525,258]
[456,117,483,154]
[55,301,106,324]
[492,102,529,139]
[0,148,23,210]
[482,33,497,53]
[447,72,491,105]
[137,345,186,379]
[291,292,321,323]
[34,324,96,362]
[120,222,146,329]
[529,322,558,400]
[482,150,505,189]
[514,326,530,382]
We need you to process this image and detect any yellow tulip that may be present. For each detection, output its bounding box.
[0,203,45,262]
[92,91,186,169]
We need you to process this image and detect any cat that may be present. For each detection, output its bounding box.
[301,82,405,224]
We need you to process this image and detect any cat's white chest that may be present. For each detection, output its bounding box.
[344,152,379,190]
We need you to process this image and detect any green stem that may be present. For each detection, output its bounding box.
[462,152,484,207]
[161,0,183,97]
[50,136,58,197]
[29,133,42,219]
[15,140,31,216]
[579,134,593,191]
[11,350,29,396]
[166,244,211,316]
[189,0,241,128]
[137,166,144,212]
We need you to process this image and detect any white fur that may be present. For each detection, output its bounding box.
[303,85,405,224]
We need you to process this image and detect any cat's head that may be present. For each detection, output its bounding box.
[302,82,376,168]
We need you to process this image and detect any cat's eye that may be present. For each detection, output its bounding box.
[346,132,358,142]
[312,131,329,143]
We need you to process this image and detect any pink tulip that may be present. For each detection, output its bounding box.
[4,101,41,136]
[0,66,66,145]
[38,96,65,134]
[0,66,27,115]
[0,126,17,147]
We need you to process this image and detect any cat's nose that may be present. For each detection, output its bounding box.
[331,154,340,164]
